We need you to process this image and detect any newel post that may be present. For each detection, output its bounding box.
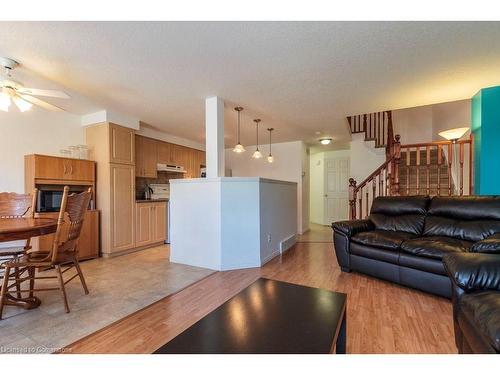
[392,134,401,196]
[348,178,357,219]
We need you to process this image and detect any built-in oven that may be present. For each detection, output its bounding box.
[36,185,93,212]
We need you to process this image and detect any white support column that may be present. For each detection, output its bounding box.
[205,96,225,178]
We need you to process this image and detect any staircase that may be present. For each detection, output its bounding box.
[399,149,453,196]
[346,110,473,219]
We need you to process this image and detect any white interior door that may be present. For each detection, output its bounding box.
[324,157,350,224]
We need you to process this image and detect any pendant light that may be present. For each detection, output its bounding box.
[267,128,274,163]
[252,119,263,159]
[232,106,246,153]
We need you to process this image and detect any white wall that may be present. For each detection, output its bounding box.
[225,140,309,234]
[392,99,471,144]
[349,133,386,184]
[170,177,297,271]
[0,108,84,193]
[432,99,471,141]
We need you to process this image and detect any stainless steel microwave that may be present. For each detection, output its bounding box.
[36,186,93,212]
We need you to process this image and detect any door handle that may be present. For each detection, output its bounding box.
[324,194,328,197]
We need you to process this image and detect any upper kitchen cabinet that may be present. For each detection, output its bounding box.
[135,135,157,178]
[157,141,173,164]
[110,123,135,165]
[25,154,95,183]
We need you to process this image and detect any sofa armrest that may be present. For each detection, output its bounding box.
[331,219,374,237]
[471,233,500,254]
[443,252,500,293]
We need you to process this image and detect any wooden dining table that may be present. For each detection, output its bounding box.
[0,217,58,310]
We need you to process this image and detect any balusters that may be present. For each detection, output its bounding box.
[365,188,369,219]
[406,148,410,195]
[348,178,357,219]
[379,171,383,197]
[426,146,431,195]
[459,142,464,196]
[415,147,421,195]
[437,145,442,196]
[447,143,453,196]
[363,114,368,138]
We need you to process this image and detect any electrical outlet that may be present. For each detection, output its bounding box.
[267,234,272,243]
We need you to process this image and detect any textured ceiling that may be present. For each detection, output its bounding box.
[1,21,500,147]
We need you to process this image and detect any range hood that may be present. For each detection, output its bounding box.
[156,163,187,173]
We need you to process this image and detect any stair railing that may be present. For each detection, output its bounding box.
[348,134,474,219]
[347,110,393,150]
[349,135,401,219]
[399,137,473,197]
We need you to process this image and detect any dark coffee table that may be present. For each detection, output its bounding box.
[154,278,347,354]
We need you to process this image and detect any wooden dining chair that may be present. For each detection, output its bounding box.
[0,189,37,299]
[0,186,91,318]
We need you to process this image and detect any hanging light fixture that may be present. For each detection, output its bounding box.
[232,106,246,153]
[252,119,263,159]
[267,128,274,163]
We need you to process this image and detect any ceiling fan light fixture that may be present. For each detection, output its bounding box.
[320,138,332,145]
[13,96,33,112]
[0,92,11,112]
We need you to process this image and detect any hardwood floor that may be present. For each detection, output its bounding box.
[65,225,456,354]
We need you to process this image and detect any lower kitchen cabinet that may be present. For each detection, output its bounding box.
[34,210,100,260]
[135,201,167,247]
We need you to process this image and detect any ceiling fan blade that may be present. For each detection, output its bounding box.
[19,94,65,112]
[16,87,70,99]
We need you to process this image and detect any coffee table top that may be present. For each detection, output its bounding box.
[154,278,347,354]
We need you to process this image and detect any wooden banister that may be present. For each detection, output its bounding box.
[348,134,473,219]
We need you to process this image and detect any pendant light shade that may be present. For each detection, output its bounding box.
[232,106,246,153]
[252,119,263,159]
[267,127,274,163]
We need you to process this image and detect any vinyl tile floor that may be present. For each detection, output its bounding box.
[0,245,214,354]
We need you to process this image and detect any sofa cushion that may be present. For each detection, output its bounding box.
[399,253,447,276]
[369,196,429,235]
[460,291,500,352]
[424,196,500,242]
[400,236,472,260]
[352,230,415,251]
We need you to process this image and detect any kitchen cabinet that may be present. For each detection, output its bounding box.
[110,123,135,165]
[26,154,95,183]
[135,201,167,247]
[86,122,136,257]
[135,135,157,178]
[135,202,153,246]
[157,141,174,164]
[136,135,205,178]
[152,202,167,242]
[110,163,136,252]
[35,210,100,260]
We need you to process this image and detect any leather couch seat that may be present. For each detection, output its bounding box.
[400,236,473,260]
[351,230,415,251]
[460,292,500,352]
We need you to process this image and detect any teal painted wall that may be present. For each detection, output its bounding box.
[472,86,500,195]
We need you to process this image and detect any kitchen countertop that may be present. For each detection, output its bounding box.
[136,198,169,203]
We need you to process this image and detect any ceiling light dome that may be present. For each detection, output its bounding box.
[320,138,333,145]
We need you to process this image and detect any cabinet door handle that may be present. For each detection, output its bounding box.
[63,163,67,174]
[69,164,73,175]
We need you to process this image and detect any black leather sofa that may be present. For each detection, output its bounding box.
[443,252,500,353]
[332,195,500,298]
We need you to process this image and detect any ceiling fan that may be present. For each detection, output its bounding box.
[0,57,70,113]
